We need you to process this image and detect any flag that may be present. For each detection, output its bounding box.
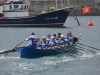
[82,6,90,14]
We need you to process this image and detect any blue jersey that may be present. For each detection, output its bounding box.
[26,35,37,48]
[64,38,71,44]
[53,38,62,45]
[41,41,49,49]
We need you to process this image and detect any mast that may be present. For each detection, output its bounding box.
[55,0,57,10]
[67,0,70,6]
[60,0,63,8]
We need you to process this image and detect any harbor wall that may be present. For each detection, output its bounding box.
[28,0,100,16]
[0,0,100,16]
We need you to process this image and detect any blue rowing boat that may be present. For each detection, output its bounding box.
[16,37,79,58]
[16,45,76,58]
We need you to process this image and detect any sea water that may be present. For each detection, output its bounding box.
[0,16,100,75]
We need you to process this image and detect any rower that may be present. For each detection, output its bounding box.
[37,38,41,49]
[41,36,49,49]
[53,36,64,46]
[46,34,52,42]
[64,34,71,45]
[68,31,74,42]
[57,33,62,39]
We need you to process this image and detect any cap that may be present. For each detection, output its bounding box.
[51,36,54,38]
[68,31,72,34]
[61,35,64,37]
[42,36,46,39]
[47,34,51,36]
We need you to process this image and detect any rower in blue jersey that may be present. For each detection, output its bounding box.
[53,34,64,46]
[26,32,37,48]
[46,34,54,47]
[68,31,74,42]
[41,36,49,49]
[37,38,41,49]
[64,33,71,44]
[57,33,61,40]
[46,34,52,42]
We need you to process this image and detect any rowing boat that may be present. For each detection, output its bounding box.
[16,44,77,58]
[16,37,79,58]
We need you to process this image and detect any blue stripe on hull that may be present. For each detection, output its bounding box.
[0,8,72,27]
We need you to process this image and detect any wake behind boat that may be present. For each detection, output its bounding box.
[0,0,73,27]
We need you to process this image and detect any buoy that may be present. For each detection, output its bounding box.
[88,22,94,26]
[2,16,6,19]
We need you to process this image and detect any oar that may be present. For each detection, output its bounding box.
[53,33,83,56]
[0,39,26,56]
[78,43,100,51]
[76,45,96,53]
[75,46,96,53]
[5,39,26,56]
[52,45,83,57]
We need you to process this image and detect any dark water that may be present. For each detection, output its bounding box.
[0,16,100,75]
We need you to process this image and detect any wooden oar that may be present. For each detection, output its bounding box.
[0,40,26,56]
[76,45,96,53]
[58,33,83,56]
[75,46,95,53]
[78,43,100,51]
[52,45,83,57]
[5,39,26,56]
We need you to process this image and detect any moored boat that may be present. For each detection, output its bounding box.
[0,0,73,27]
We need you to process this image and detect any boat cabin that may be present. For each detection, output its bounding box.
[2,0,30,17]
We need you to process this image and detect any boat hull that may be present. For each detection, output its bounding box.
[0,8,72,27]
[17,45,77,58]
[17,47,62,58]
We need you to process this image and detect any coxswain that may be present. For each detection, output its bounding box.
[26,32,37,48]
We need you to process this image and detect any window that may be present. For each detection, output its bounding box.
[24,5,26,10]
[9,5,12,9]
[21,5,23,10]
[14,5,19,8]
[27,5,29,9]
